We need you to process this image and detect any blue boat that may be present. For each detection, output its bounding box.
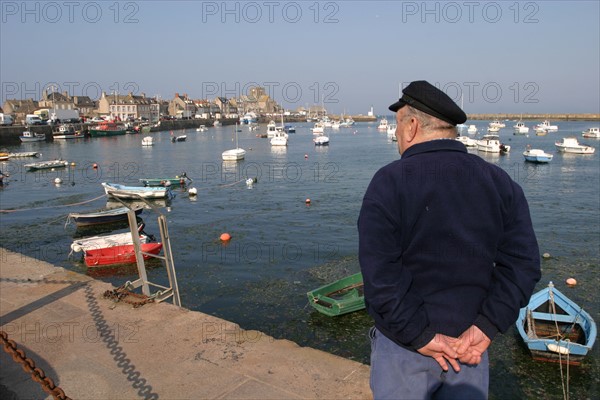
[523,148,553,163]
[517,282,596,365]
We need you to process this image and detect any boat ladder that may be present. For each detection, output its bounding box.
[109,201,181,307]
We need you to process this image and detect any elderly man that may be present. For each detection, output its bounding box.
[358,81,540,399]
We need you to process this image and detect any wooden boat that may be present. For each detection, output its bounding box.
[84,242,163,267]
[67,206,143,227]
[307,272,365,316]
[102,182,173,199]
[24,159,69,170]
[0,152,9,161]
[139,172,191,187]
[517,282,597,365]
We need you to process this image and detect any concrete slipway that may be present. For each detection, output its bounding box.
[0,248,371,399]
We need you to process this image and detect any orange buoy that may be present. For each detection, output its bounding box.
[566,278,577,287]
[220,233,231,242]
[305,198,311,204]
[93,163,98,169]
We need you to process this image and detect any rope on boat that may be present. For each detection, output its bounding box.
[550,289,570,400]
[0,194,107,214]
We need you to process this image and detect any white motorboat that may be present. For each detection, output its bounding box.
[523,148,553,163]
[513,122,530,134]
[387,123,397,136]
[222,123,246,161]
[312,122,324,135]
[487,126,501,133]
[535,120,558,131]
[20,131,45,142]
[102,182,173,199]
[467,125,478,134]
[24,159,69,170]
[314,134,330,146]
[476,134,511,153]
[270,131,288,146]
[266,120,277,138]
[377,118,389,131]
[142,136,154,146]
[171,134,187,142]
[582,127,600,138]
[196,125,207,132]
[555,137,595,154]
[489,120,506,128]
[53,124,81,139]
[456,135,477,147]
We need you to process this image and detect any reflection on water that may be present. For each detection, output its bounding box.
[0,121,598,398]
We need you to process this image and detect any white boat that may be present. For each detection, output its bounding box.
[487,126,501,133]
[582,127,600,138]
[476,134,511,153]
[340,117,355,127]
[196,125,207,132]
[53,124,81,139]
[142,136,154,146]
[331,120,341,129]
[213,120,221,127]
[102,182,172,199]
[535,120,558,131]
[489,120,506,128]
[312,122,325,135]
[24,159,69,170]
[8,151,39,158]
[513,122,530,134]
[467,125,478,134]
[19,131,45,142]
[456,135,477,147]
[270,131,288,146]
[240,112,258,124]
[555,137,595,154]
[314,134,330,146]
[266,120,277,138]
[377,118,389,131]
[222,123,246,161]
[70,231,149,254]
[171,134,187,142]
[386,123,397,136]
[523,148,553,163]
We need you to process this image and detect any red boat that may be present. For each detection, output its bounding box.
[84,243,162,267]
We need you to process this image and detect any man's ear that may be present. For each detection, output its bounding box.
[404,117,419,143]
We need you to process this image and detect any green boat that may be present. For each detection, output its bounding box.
[139,173,191,187]
[307,272,365,316]
[88,121,127,137]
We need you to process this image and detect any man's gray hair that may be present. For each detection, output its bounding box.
[403,106,457,135]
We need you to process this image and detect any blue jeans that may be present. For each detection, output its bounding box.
[369,327,489,400]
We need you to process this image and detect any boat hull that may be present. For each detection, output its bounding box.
[84,243,162,267]
[68,207,143,227]
[102,182,172,199]
[517,283,597,365]
[307,272,365,316]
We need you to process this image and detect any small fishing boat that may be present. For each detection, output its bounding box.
[171,134,187,142]
[582,127,600,138]
[307,272,365,316]
[196,125,207,132]
[139,172,191,187]
[517,282,596,365]
[513,122,530,134]
[0,152,10,161]
[19,131,46,142]
[24,159,69,170]
[476,135,511,153]
[70,229,149,254]
[84,242,163,267]
[555,137,595,154]
[523,148,553,163]
[67,206,143,227]
[142,136,154,146]
[89,120,127,137]
[314,134,330,146]
[8,151,40,158]
[53,124,82,139]
[102,182,173,199]
[456,135,477,147]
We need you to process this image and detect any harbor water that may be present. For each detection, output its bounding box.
[1,120,598,399]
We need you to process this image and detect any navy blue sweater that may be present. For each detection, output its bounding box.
[358,139,541,350]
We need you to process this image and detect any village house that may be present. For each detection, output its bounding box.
[168,93,196,119]
[97,92,159,122]
[234,86,281,116]
[1,99,39,124]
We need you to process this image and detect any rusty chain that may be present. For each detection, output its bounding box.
[103,284,155,308]
[0,330,71,400]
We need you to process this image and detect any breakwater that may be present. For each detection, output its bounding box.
[467,113,599,121]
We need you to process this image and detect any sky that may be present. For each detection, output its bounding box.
[1,0,599,115]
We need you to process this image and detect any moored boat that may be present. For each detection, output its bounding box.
[555,137,595,154]
[456,135,477,147]
[8,151,40,158]
[139,173,191,187]
[523,148,553,163]
[67,206,143,227]
[19,131,46,142]
[476,134,511,153]
[307,272,365,316]
[535,120,558,131]
[516,282,596,365]
[53,124,82,139]
[582,127,600,138]
[142,136,154,146]
[102,182,173,199]
[171,134,187,142]
[513,122,530,134]
[89,120,127,137]
[313,134,330,146]
[84,242,163,267]
[24,159,69,170]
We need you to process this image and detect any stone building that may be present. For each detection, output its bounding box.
[1,99,39,124]
[97,92,159,121]
[168,93,196,119]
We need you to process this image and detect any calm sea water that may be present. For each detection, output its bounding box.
[1,120,599,399]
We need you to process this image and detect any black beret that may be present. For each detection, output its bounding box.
[389,80,467,125]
